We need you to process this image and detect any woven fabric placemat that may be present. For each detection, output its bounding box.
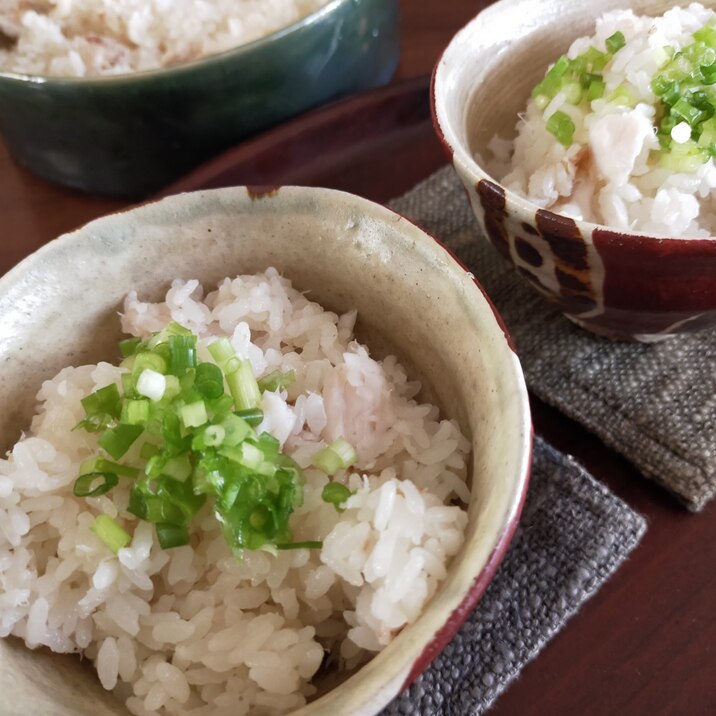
[390,167,716,511]
[382,436,646,715]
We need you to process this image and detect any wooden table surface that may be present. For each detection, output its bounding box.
[1,3,715,715]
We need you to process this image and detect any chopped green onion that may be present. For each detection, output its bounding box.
[121,372,137,399]
[605,31,626,55]
[79,456,139,478]
[224,357,241,375]
[702,63,716,85]
[255,432,280,458]
[73,415,108,433]
[73,471,119,497]
[321,482,354,512]
[219,414,252,446]
[76,326,311,555]
[162,454,192,482]
[81,383,121,421]
[98,423,143,460]
[180,400,208,429]
[226,359,261,411]
[660,147,707,171]
[587,77,606,101]
[545,110,576,146]
[532,55,568,101]
[312,448,342,476]
[140,442,160,460]
[136,369,166,402]
[562,81,582,104]
[694,24,716,48]
[220,441,264,470]
[133,352,167,375]
[90,515,131,553]
[208,338,235,365]
[119,337,143,358]
[203,425,226,447]
[257,370,296,393]
[146,321,191,350]
[608,84,637,107]
[122,399,150,425]
[330,438,357,468]
[276,541,323,550]
[672,97,708,126]
[156,523,190,549]
[311,438,358,476]
[168,334,197,376]
[651,74,671,96]
[649,23,716,163]
[195,363,224,399]
[235,408,264,427]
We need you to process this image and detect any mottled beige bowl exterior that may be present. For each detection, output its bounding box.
[433,0,716,340]
[0,187,531,715]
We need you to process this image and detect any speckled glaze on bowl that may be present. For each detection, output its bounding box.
[0,0,398,198]
[0,186,531,715]
[432,0,716,341]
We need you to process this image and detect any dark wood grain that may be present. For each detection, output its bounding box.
[1,4,715,716]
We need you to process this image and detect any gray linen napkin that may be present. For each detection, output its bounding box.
[382,436,646,715]
[390,167,716,511]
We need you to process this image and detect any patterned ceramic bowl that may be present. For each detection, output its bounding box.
[432,0,716,341]
[0,187,531,715]
[0,0,398,198]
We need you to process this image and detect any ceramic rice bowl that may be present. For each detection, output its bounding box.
[0,0,398,198]
[432,0,716,341]
[0,186,531,715]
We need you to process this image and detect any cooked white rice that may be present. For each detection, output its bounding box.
[0,0,329,77]
[492,3,716,237]
[0,268,470,715]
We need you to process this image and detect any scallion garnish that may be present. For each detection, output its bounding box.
[276,541,323,550]
[180,400,208,429]
[545,110,576,146]
[195,362,224,399]
[647,20,716,162]
[605,31,626,55]
[226,359,261,410]
[90,515,132,553]
[257,370,296,393]
[119,337,143,358]
[73,325,310,553]
[136,369,167,402]
[81,383,122,419]
[311,437,358,476]
[98,423,144,460]
[168,334,197,376]
[74,471,119,497]
[321,482,354,512]
[156,522,190,549]
[235,408,264,427]
[122,399,150,426]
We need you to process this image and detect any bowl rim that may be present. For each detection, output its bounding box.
[0,0,350,85]
[430,0,716,246]
[0,184,533,715]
